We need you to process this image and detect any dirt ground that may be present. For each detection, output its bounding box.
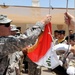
[21,67,56,75]
[21,66,68,75]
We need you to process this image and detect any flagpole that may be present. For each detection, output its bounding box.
[66,0,68,12]
[49,0,51,14]
[74,0,75,33]
[66,0,69,30]
[63,0,71,65]
[48,0,55,43]
[66,0,70,43]
[73,0,75,41]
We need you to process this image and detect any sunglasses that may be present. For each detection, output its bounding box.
[0,23,10,27]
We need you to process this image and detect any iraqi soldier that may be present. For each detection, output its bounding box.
[52,30,68,74]
[52,12,75,75]
[54,30,67,45]
[64,12,75,75]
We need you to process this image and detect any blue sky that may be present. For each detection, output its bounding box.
[0,0,74,8]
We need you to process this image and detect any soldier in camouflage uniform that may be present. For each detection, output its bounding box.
[0,14,51,75]
[22,15,52,75]
[6,25,23,75]
[0,15,23,75]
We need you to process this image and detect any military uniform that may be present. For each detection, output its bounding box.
[6,25,23,75]
[0,13,50,75]
[23,22,44,75]
[54,30,67,55]
[0,36,22,75]
[4,22,44,75]
[52,30,68,75]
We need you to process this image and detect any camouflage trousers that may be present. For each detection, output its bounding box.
[68,59,75,67]
[26,56,41,75]
[0,56,9,75]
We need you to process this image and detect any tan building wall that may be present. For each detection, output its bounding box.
[0,6,74,35]
[15,23,69,36]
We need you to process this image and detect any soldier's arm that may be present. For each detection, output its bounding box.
[24,15,51,38]
[52,44,75,55]
[64,12,75,30]
[52,43,71,52]
[19,15,52,48]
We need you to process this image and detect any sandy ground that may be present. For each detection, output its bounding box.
[21,67,56,75]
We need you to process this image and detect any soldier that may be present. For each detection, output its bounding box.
[0,15,25,75]
[54,30,67,45]
[64,12,75,75]
[52,31,68,75]
[66,33,75,75]
[53,30,59,40]
[10,25,18,36]
[52,30,67,74]
[6,25,23,75]
[0,14,51,75]
[22,15,52,75]
[52,12,75,75]
[52,33,75,75]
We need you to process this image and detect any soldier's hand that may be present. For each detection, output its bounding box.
[41,14,52,25]
[22,47,28,55]
[64,12,75,29]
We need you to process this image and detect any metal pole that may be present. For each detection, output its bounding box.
[49,0,51,14]
[66,0,68,12]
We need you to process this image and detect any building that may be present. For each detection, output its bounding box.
[0,5,74,35]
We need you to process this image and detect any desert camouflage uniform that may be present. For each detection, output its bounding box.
[0,22,44,75]
[0,36,22,75]
[23,22,44,75]
[13,21,43,75]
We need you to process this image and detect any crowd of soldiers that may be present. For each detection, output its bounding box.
[0,14,51,75]
[1,12,75,75]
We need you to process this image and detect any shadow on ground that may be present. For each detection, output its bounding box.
[43,66,68,75]
[43,68,52,72]
[52,66,68,75]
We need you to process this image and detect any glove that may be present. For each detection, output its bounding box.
[67,66,75,75]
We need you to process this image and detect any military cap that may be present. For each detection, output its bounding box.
[58,30,65,34]
[54,30,59,33]
[10,25,18,31]
[0,15,12,24]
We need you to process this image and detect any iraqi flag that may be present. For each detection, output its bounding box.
[27,22,60,69]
